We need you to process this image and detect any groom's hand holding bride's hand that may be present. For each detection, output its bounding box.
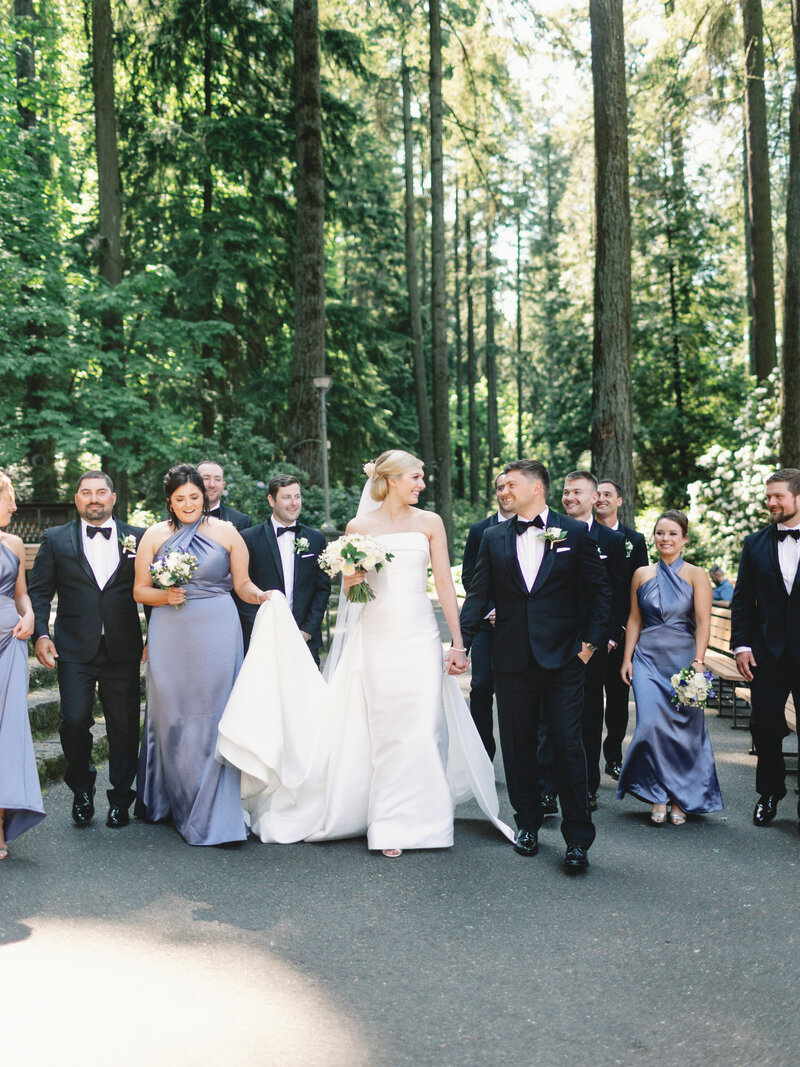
[445,647,468,675]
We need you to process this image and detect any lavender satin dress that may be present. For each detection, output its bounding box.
[135,520,246,845]
[617,557,723,814]
[0,540,45,842]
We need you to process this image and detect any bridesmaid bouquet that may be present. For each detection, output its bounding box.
[150,550,199,608]
[670,666,716,709]
[318,534,394,603]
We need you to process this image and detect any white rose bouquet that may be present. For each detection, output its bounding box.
[318,534,394,603]
[150,550,199,608]
[670,666,716,709]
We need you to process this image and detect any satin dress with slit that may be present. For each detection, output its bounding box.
[617,557,723,814]
[0,539,45,843]
[135,520,247,845]
[217,531,513,849]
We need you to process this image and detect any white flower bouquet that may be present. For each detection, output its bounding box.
[670,666,716,709]
[318,534,394,603]
[150,550,198,608]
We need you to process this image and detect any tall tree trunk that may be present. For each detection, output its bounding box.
[465,204,479,506]
[741,0,777,381]
[429,0,452,541]
[782,0,800,467]
[200,0,216,439]
[15,0,57,499]
[401,55,433,472]
[543,137,559,450]
[516,210,524,459]
[742,126,757,375]
[454,181,466,499]
[484,211,500,496]
[92,0,128,515]
[289,0,325,484]
[589,0,635,522]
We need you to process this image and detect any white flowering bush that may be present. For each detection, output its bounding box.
[687,371,780,570]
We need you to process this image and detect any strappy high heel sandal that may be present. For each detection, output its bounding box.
[382,848,402,858]
[650,805,667,826]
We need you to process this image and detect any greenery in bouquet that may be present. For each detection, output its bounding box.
[318,534,394,603]
[150,550,199,608]
[670,666,716,709]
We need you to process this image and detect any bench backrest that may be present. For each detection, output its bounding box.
[709,605,732,654]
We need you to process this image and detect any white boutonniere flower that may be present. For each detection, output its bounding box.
[294,536,310,555]
[539,527,568,550]
[624,537,634,558]
[119,534,138,557]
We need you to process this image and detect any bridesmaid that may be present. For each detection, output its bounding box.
[617,510,722,825]
[133,464,269,845]
[0,471,45,858]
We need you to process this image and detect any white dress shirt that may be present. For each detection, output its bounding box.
[515,507,549,592]
[82,519,119,589]
[777,522,800,594]
[272,516,296,610]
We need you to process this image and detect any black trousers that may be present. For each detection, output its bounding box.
[581,645,608,795]
[603,642,629,765]
[57,640,141,806]
[468,623,496,760]
[494,654,595,849]
[749,650,800,803]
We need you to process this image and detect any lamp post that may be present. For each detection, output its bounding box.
[311,373,335,535]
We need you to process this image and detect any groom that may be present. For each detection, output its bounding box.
[28,471,145,829]
[456,459,610,872]
[235,474,331,662]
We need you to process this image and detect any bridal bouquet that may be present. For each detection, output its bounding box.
[670,666,716,709]
[318,534,394,603]
[150,550,198,607]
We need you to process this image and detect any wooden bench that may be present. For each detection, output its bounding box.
[24,543,40,570]
[705,605,748,729]
[734,687,797,736]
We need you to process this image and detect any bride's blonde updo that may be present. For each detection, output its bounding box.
[368,450,424,502]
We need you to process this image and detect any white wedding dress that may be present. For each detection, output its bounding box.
[217,531,514,849]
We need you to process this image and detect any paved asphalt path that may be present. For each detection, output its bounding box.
[3,691,799,1064]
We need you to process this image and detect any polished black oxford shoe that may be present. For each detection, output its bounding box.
[563,843,590,872]
[753,795,779,826]
[540,793,558,816]
[604,760,622,781]
[72,790,95,828]
[106,805,130,829]
[513,828,539,857]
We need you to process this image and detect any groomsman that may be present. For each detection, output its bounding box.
[28,472,145,829]
[458,460,610,872]
[197,459,252,530]
[235,474,331,661]
[461,473,513,759]
[732,468,800,827]
[595,477,648,778]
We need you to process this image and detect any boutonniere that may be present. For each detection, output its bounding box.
[539,527,567,550]
[294,536,310,555]
[624,537,634,558]
[119,533,138,557]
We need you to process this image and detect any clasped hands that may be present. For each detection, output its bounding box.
[445,648,469,675]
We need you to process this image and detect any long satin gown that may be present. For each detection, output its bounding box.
[135,520,247,845]
[617,557,723,814]
[0,540,45,842]
[217,532,513,849]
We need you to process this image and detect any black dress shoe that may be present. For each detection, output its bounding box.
[563,843,590,872]
[106,804,130,828]
[72,791,95,828]
[513,828,539,857]
[753,795,779,826]
[588,792,598,812]
[540,793,558,816]
[604,760,622,781]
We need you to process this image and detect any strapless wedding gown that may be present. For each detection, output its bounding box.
[217,532,513,849]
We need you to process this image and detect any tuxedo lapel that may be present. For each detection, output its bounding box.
[765,526,789,599]
[529,510,563,596]
[71,518,100,588]
[105,520,124,586]
[503,519,531,595]
[263,522,284,591]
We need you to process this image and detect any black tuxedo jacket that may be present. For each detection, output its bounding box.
[731,525,800,665]
[235,520,331,653]
[28,518,145,663]
[462,513,500,591]
[588,519,628,645]
[211,504,251,531]
[616,521,649,580]
[460,510,611,672]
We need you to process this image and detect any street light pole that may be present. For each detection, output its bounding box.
[311,373,334,535]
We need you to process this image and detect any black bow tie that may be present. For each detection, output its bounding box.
[777,528,800,542]
[515,515,545,535]
[87,526,111,540]
[209,507,221,517]
[276,524,300,537]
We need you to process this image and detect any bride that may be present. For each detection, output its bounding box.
[217,450,513,856]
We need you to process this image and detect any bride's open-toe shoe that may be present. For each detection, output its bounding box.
[382,848,402,858]
[0,844,8,860]
[650,805,667,826]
